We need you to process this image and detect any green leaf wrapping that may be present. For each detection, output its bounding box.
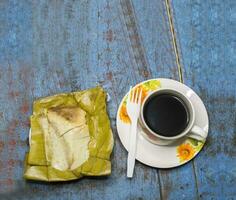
[24,87,114,181]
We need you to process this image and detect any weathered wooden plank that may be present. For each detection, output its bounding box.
[131,1,200,199]
[0,0,32,63]
[130,0,178,79]
[0,0,34,196]
[63,0,163,199]
[0,0,77,199]
[172,0,236,199]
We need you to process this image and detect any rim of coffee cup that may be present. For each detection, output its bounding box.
[140,88,196,141]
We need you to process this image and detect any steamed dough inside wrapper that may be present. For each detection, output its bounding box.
[24,87,114,181]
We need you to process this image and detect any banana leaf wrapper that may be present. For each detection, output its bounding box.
[24,87,114,181]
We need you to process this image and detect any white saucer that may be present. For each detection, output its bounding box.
[116,78,209,168]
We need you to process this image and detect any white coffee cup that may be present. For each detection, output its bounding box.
[140,88,207,145]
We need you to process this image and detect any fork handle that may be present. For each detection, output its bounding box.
[127,120,138,178]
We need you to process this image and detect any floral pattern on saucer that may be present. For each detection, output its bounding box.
[117,78,208,168]
[119,80,161,124]
[177,138,204,163]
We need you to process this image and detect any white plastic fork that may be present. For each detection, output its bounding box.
[126,86,142,178]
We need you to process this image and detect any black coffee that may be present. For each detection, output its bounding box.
[143,93,189,137]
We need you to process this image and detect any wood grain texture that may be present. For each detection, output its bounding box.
[172,0,236,199]
[0,0,235,199]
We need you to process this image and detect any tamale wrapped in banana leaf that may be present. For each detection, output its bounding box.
[24,87,114,181]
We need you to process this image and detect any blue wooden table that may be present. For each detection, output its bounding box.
[0,0,235,199]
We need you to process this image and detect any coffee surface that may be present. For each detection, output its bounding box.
[143,94,189,137]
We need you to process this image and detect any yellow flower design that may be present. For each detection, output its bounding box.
[136,85,148,103]
[119,86,147,124]
[119,104,131,123]
[177,143,196,162]
[143,80,161,91]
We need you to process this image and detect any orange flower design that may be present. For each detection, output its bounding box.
[119,84,152,123]
[135,85,148,103]
[119,104,131,123]
[177,143,196,162]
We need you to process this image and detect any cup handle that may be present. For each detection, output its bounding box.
[188,125,207,141]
